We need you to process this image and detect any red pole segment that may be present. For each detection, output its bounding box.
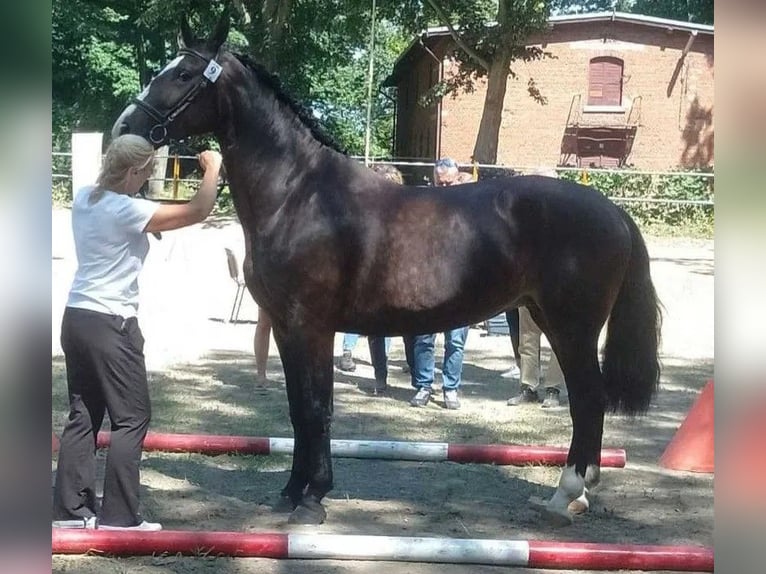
[96,432,271,456]
[95,432,626,468]
[447,444,626,468]
[528,541,714,572]
[52,529,288,557]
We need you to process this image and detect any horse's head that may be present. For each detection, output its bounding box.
[112,14,230,147]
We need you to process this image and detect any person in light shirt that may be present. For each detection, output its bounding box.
[53,135,222,531]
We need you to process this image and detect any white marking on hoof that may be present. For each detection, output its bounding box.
[550,465,585,508]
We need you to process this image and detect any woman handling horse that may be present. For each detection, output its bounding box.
[53,135,222,530]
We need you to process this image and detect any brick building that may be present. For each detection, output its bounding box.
[384,12,714,171]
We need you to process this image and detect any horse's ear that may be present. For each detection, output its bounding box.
[179,16,194,49]
[208,9,231,52]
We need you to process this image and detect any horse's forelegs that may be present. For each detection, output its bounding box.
[274,356,310,512]
[276,331,335,525]
[288,401,333,525]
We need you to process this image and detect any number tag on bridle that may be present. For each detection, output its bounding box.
[203,60,222,83]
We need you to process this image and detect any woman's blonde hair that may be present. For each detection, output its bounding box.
[93,134,154,199]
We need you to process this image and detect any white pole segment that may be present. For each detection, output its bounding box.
[269,438,449,461]
[331,439,448,461]
[289,534,530,565]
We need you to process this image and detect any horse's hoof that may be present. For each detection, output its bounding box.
[288,500,327,525]
[529,495,573,527]
[272,495,297,513]
[568,497,589,515]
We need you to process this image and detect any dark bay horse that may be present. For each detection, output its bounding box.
[113,16,661,526]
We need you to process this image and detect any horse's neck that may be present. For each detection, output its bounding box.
[216,66,349,227]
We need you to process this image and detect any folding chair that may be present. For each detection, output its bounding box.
[225,247,246,322]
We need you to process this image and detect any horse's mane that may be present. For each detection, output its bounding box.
[233,53,346,154]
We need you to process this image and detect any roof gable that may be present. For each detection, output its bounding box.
[386,11,713,85]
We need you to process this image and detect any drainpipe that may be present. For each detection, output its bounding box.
[681,29,698,58]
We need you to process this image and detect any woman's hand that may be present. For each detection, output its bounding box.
[198,150,223,174]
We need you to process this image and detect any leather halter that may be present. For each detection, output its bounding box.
[131,48,221,145]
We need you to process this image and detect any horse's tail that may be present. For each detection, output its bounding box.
[602,209,662,415]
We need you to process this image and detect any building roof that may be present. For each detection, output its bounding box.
[385,11,714,86]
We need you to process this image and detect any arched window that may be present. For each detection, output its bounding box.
[588,57,623,107]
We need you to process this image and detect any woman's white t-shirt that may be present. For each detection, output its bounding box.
[66,186,160,318]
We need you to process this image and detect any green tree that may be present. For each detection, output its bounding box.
[52,0,187,147]
[551,0,713,24]
[550,0,634,13]
[631,0,713,24]
[52,0,408,156]
[230,1,410,155]
[409,1,552,164]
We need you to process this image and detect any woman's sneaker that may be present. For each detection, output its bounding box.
[98,520,163,531]
[52,516,97,529]
[409,387,432,407]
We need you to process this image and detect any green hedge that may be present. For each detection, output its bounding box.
[559,170,714,238]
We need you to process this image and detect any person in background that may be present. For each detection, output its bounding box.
[409,158,470,410]
[53,135,222,531]
[506,307,565,408]
[506,168,565,409]
[337,332,362,372]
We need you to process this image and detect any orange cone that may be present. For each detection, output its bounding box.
[659,380,714,473]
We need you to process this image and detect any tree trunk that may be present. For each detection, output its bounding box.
[472,54,512,165]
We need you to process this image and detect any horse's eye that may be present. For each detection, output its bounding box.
[178,70,192,82]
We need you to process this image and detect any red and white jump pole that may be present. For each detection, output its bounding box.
[95,431,627,467]
[52,529,712,571]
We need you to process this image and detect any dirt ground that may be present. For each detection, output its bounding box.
[51,209,714,573]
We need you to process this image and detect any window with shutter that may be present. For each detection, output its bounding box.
[588,57,623,106]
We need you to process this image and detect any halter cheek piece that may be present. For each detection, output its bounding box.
[131,48,223,145]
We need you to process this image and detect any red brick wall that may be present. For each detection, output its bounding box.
[397,21,714,171]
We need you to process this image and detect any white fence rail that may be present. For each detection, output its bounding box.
[52,150,714,207]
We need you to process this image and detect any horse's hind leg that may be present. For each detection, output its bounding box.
[274,328,335,525]
[545,343,605,525]
[529,306,606,525]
